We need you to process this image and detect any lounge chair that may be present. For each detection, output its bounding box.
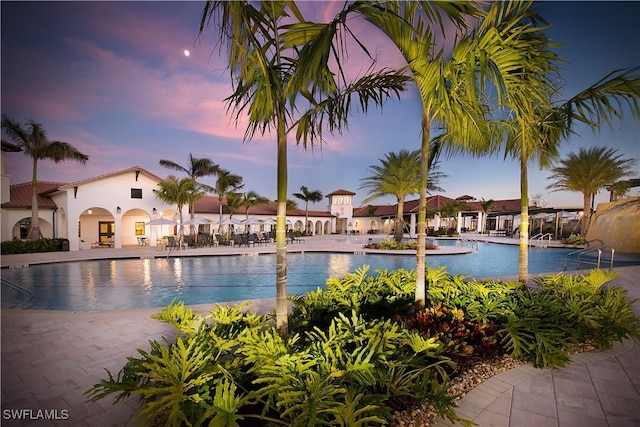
[167,236,179,250]
[287,230,305,244]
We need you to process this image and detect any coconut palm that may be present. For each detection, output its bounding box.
[500,64,640,282]
[241,190,270,220]
[154,175,203,240]
[546,147,635,235]
[292,186,323,235]
[214,169,244,226]
[479,198,495,234]
[159,154,219,232]
[1,115,89,240]
[360,149,443,242]
[199,1,409,335]
[290,1,564,305]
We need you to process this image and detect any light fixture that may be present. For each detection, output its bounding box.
[116,206,121,214]
[87,209,92,215]
[152,208,157,214]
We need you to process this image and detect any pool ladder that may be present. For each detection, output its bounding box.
[1,277,33,297]
[563,245,615,271]
[457,237,480,251]
[529,233,553,247]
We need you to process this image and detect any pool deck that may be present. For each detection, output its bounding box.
[2,234,639,426]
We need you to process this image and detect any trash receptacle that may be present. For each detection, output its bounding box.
[58,238,70,251]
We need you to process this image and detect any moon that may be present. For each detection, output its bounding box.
[184,49,190,57]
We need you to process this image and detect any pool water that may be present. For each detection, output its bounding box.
[2,243,638,311]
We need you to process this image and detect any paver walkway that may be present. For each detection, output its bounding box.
[2,235,639,426]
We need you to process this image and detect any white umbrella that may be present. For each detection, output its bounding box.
[241,217,264,225]
[220,217,243,225]
[145,218,177,226]
[262,218,276,225]
[182,217,213,226]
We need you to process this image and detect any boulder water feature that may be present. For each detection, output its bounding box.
[586,197,640,253]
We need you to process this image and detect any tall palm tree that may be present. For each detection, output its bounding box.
[154,175,203,240]
[291,1,557,306]
[360,150,429,241]
[479,198,495,234]
[500,65,640,282]
[546,147,635,235]
[1,115,89,240]
[159,154,219,233]
[241,190,270,220]
[214,169,244,226]
[292,186,323,235]
[199,1,408,335]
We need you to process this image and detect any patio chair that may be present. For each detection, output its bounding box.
[167,236,179,250]
[287,230,305,244]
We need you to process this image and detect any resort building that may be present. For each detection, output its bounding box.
[1,163,584,251]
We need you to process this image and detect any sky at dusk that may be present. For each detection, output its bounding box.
[2,1,639,210]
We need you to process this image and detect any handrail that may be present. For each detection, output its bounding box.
[457,237,479,251]
[563,245,615,271]
[1,277,33,296]
[529,233,553,247]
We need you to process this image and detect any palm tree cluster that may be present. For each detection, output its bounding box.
[198,1,639,332]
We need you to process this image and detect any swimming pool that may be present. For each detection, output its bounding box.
[3,242,638,310]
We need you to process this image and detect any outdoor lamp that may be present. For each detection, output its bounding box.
[116,206,121,214]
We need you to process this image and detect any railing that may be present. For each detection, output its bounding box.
[529,233,553,247]
[1,277,33,296]
[457,237,480,251]
[563,246,615,271]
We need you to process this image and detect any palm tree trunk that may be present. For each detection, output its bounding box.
[581,194,591,236]
[415,114,431,309]
[28,158,43,240]
[394,200,405,242]
[275,113,288,337]
[518,141,529,284]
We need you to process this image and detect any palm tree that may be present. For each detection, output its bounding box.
[199,1,408,335]
[241,190,270,220]
[292,1,561,305]
[360,150,420,242]
[479,198,495,234]
[546,147,635,235]
[439,200,469,231]
[225,192,243,221]
[500,64,640,282]
[214,169,244,226]
[292,186,323,235]
[159,154,219,233]
[154,175,203,241]
[1,115,89,240]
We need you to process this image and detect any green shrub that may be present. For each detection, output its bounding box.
[86,267,640,425]
[1,238,61,254]
[288,266,416,332]
[87,300,461,427]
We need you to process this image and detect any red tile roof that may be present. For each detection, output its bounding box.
[194,196,333,217]
[326,189,356,196]
[2,182,65,209]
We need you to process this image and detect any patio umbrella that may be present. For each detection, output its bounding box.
[145,218,177,226]
[182,217,213,226]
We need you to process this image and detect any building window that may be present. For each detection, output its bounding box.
[131,188,143,199]
[135,221,145,236]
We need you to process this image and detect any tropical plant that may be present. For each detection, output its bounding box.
[438,200,469,230]
[479,198,494,234]
[224,192,243,220]
[1,114,89,239]
[360,150,420,242]
[499,63,640,282]
[154,175,203,239]
[292,186,323,235]
[546,147,635,235]
[213,168,244,226]
[199,0,409,335]
[240,190,270,220]
[159,154,219,233]
[607,180,632,202]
